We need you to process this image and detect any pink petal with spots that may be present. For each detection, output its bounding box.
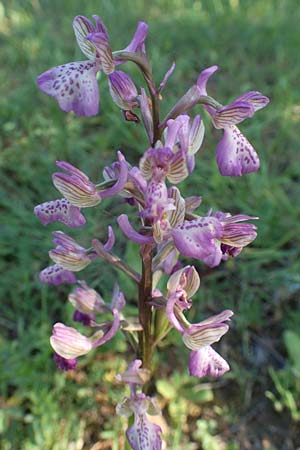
[216,125,260,176]
[39,264,77,285]
[126,414,162,450]
[172,217,223,267]
[34,198,86,227]
[37,60,99,116]
[189,346,230,378]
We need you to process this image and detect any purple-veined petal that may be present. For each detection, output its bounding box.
[34,198,86,228]
[183,323,229,350]
[104,225,115,251]
[158,62,176,92]
[167,187,185,229]
[234,90,270,112]
[216,125,260,176]
[86,32,114,74]
[185,196,202,213]
[37,61,99,116]
[197,310,234,327]
[73,15,100,60]
[188,115,205,155]
[189,346,230,378]
[100,151,129,199]
[213,101,255,129]
[50,322,93,359]
[117,214,154,244]
[221,222,257,247]
[167,150,189,184]
[68,282,106,314]
[39,264,77,285]
[172,217,223,267]
[53,161,101,208]
[49,249,91,272]
[167,265,200,299]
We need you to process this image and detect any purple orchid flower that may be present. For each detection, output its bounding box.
[51,308,120,370]
[172,213,257,267]
[116,360,162,450]
[34,198,86,228]
[196,66,269,176]
[165,269,233,378]
[52,161,101,208]
[52,152,128,208]
[37,16,148,116]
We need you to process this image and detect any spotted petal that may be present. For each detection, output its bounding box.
[189,346,230,378]
[216,125,260,176]
[34,198,86,227]
[37,61,99,116]
[39,264,77,285]
[127,414,162,450]
[172,217,223,267]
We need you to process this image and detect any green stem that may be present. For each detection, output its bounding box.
[138,244,154,370]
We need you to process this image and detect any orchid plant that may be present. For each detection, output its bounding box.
[35,14,269,450]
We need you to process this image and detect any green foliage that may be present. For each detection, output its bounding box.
[1,0,300,448]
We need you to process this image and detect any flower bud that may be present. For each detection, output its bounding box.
[108,70,138,111]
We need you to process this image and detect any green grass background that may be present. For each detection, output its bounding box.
[1,0,300,448]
